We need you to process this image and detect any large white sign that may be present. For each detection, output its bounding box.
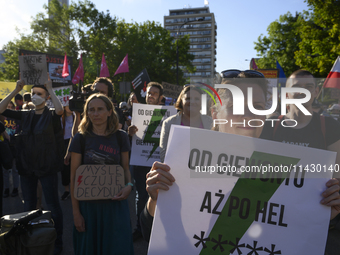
[149,126,336,255]
[46,85,72,108]
[130,103,177,167]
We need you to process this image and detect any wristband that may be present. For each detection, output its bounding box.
[125,182,134,190]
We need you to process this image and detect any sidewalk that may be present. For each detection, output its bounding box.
[2,172,148,255]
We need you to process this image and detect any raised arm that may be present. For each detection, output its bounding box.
[0,76,24,114]
[45,73,63,115]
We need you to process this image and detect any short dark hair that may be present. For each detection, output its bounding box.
[289,69,314,78]
[146,82,163,96]
[92,77,114,98]
[288,69,316,87]
[175,85,202,111]
[14,94,23,101]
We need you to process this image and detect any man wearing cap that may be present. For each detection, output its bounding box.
[0,74,64,255]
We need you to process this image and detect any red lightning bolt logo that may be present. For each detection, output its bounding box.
[77,175,83,186]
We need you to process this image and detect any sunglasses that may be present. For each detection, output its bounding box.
[221,69,265,79]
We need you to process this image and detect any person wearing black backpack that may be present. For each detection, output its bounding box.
[0,74,64,255]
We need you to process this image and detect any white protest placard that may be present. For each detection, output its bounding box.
[130,103,177,167]
[19,55,48,85]
[74,164,125,200]
[45,85,72,108]
[149,125,335,255]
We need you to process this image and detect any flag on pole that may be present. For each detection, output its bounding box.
[72,54,84,84]
[276,60,286,87]
[114,54,129,76]
[323,56,340,89]
[250,58,258,70]
[62,53,69,78]
[100,53,110,77]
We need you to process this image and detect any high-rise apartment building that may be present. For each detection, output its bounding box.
[48,0,69,7]
[164,6,217,84]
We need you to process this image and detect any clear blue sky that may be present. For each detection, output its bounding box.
[0,0,310,74]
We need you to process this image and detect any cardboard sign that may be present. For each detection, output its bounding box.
[19,55,48,86]
[54,85,72,106]
[162,82,183,99]
[149,125,335,255]
[74,164,125,200]
[131,68,150,104]
[45,85,72,108]
[130,103,177,167]
[19,49,73,87]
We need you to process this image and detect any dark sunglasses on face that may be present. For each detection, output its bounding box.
[221,69,265,79]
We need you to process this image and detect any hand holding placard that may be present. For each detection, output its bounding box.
[45,72,53,91]
[18,54,48,85]
[15,72,25,92]
[74,165,125,200]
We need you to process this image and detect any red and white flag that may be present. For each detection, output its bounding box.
[72,54,84,84]
[100,53,110,77]
[62,53,69,78]
[323,56,340,89]
[114,54,129,76]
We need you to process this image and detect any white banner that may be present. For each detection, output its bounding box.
[46,85,72,108]
[149,125,335,255]
[130,103,177,167]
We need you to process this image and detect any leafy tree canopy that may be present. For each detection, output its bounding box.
[254,1,340,78]
[0,0,194,88]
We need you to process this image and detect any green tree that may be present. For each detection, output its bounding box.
[255,1,340,77]
[0,31,48,81]
[0,0,194,88]
[254,12,302,76]
[294,0,340,77]
[111,20,194,85]
[0,0,79,81]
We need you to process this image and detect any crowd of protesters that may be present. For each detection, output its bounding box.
[1,69,340,255]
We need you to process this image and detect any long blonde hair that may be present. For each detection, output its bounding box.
[79,93,119,136]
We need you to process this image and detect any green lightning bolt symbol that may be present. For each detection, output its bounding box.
[143,108,167,160]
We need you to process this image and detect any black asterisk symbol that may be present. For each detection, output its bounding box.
[211,234,228,252]
[264,244,281,255]
[193,231,210,249]
[246,241,263,255]
[229,237,246,255]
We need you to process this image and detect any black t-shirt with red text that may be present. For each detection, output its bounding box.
[69,131,130,165]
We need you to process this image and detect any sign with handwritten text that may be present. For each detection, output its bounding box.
[19,55,48,86]
[74,164,125,200]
